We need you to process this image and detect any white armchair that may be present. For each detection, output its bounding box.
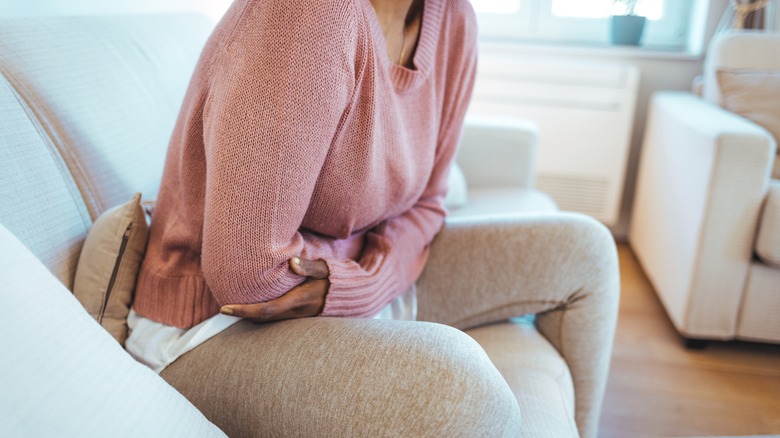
[630,31,780,345]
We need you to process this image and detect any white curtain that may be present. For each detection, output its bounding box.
[721,0,775,30]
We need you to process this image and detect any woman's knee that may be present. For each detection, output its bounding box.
[391,322,521,437]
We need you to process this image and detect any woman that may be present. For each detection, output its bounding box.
[127,0,478,370]
[130,0,476,356]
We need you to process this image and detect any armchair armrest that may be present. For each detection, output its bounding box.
[458,115,538,190]
[630,91,776,339]
[417,212,620,438]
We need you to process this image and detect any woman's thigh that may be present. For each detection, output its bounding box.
[161,317,520,438]
[414,217,606,331]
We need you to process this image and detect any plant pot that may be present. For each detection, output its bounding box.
[610,15,647,46]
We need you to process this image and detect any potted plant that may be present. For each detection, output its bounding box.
[610,0,647,46]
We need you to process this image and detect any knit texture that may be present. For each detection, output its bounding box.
[133,0,478,329]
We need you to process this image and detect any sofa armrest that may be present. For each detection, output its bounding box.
[417,212,620,438]
[630,91,776,339]
[458,115,538,190]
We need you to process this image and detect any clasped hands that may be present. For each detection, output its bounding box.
[220,256,329,323]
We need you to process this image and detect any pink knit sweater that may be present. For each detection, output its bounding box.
[133,0,478,329]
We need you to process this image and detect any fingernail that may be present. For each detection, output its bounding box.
[220,307,234,316]
[292,256,301,266]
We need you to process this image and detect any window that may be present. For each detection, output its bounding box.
[470,0,696,50]
[550,0,663,19]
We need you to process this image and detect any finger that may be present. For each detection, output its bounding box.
[221,299,297,322]
[220,301,279,320]
[290,256,329,279]
[220,279,327,322]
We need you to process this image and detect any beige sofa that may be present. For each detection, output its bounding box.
[631,31,780,345]
[0,14,619,437]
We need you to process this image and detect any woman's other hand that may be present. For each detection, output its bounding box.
[219,257,329,323]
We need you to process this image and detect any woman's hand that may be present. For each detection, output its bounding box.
[219,257,330,323]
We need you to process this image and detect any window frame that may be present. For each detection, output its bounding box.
[472,0,696,51]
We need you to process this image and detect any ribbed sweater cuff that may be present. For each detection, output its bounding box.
[320,258,401,317]
[133,268,221,329]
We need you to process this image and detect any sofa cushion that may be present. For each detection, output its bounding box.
[756,181,780,268]
[444,163,468,209]
[0,14,213,219]
[0,223,225,437]
[717,69,780,178]
[703,32,780,105]
[73,193,149,345]
[0,74,91,289]
[467,318,578,437]
[448,188,558,220]
[738,262,780,341]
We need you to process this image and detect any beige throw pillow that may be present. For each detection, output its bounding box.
[73,193,149,345]
[717,69,780,178]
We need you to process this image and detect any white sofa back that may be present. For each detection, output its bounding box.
[702,31,780,180]
[0,14,213,288]
[702,31,780,105]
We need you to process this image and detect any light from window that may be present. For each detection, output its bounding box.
[551,0,664,20]
[468,0,692,50]
[471,0,522,14]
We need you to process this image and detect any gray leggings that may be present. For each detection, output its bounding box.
[161,214,619,438]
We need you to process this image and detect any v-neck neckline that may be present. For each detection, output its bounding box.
[359,0,442,92]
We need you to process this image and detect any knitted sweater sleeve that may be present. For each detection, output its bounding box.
[200,1,358,306]
[321,23,479,317]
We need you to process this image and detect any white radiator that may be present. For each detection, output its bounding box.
[468,53,640,226]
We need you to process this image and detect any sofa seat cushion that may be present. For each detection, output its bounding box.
[467,318,578,437]
[756,180,780,267]
[0,223,225,437]
[448,187,558,220]
[738,261,780,341]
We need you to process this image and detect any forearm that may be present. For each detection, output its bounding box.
[197,0,357,307]
[203,250,306,306]
[320,201,445,317]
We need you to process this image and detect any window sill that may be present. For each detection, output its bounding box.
[478,40,703,62]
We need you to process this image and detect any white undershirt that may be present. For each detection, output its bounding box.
[125,285,417,373]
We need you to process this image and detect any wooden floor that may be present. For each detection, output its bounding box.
[598,244,780,438]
